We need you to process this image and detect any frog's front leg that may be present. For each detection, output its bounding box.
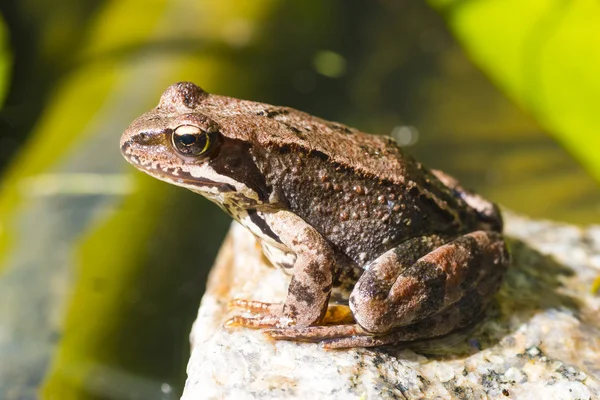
[226,211,335,328]
[267,230,509,348]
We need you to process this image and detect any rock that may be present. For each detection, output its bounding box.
[181,214,600,399]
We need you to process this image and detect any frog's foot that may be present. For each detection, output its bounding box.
[265,324,363,343]
[265,325,407,349]
[225,299,286,328]
[225,314,292,329]
[265,288,490,349]
[228,299,283,315]
[226,300,355,329]
[264,323,423,349]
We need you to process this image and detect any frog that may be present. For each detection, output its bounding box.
[120,82,509,349]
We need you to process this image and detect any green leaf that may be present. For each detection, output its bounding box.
[430,0,600,184]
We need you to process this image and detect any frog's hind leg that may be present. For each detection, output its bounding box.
[350,230,508,337]
[260,236,450,342]
[267,260,504,349]
[325,270,504,349]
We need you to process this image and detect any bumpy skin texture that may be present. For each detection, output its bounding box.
[120,82,510,348]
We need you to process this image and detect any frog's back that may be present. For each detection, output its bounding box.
[200,94,411,186]
[252,138,473,265]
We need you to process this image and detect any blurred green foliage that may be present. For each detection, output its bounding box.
[0,15,10,105]
[431,0,600,184]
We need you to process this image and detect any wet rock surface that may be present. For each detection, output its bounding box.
[182,214,600,399]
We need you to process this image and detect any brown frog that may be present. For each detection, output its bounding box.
[120,82,509,349]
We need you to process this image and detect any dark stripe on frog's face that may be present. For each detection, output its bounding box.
[206,137,272,204]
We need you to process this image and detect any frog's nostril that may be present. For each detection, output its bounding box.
[134,131,161,146]
[138,132,151,143]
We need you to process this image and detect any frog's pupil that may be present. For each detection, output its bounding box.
[180,134,197,146]
[172,128,210,157]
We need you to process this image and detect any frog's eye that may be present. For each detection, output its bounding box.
[171,125,212,157]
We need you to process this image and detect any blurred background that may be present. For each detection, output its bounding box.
[0,0,599,399]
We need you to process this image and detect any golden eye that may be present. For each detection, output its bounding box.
[171,125,211,156]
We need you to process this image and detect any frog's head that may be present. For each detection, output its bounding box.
[120,82,273,208]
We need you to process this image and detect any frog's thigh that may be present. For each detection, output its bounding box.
[350,230,508,334]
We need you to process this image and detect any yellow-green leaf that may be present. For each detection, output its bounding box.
[430,0,600,184]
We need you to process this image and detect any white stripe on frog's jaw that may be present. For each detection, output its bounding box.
[173,163,266,207]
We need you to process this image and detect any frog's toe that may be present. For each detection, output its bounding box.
[228,299,283,315]
[225,314,292,329]
[264,324,365,342]
[320,331,408,349]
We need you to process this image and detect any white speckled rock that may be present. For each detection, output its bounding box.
[182,214,600,400]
